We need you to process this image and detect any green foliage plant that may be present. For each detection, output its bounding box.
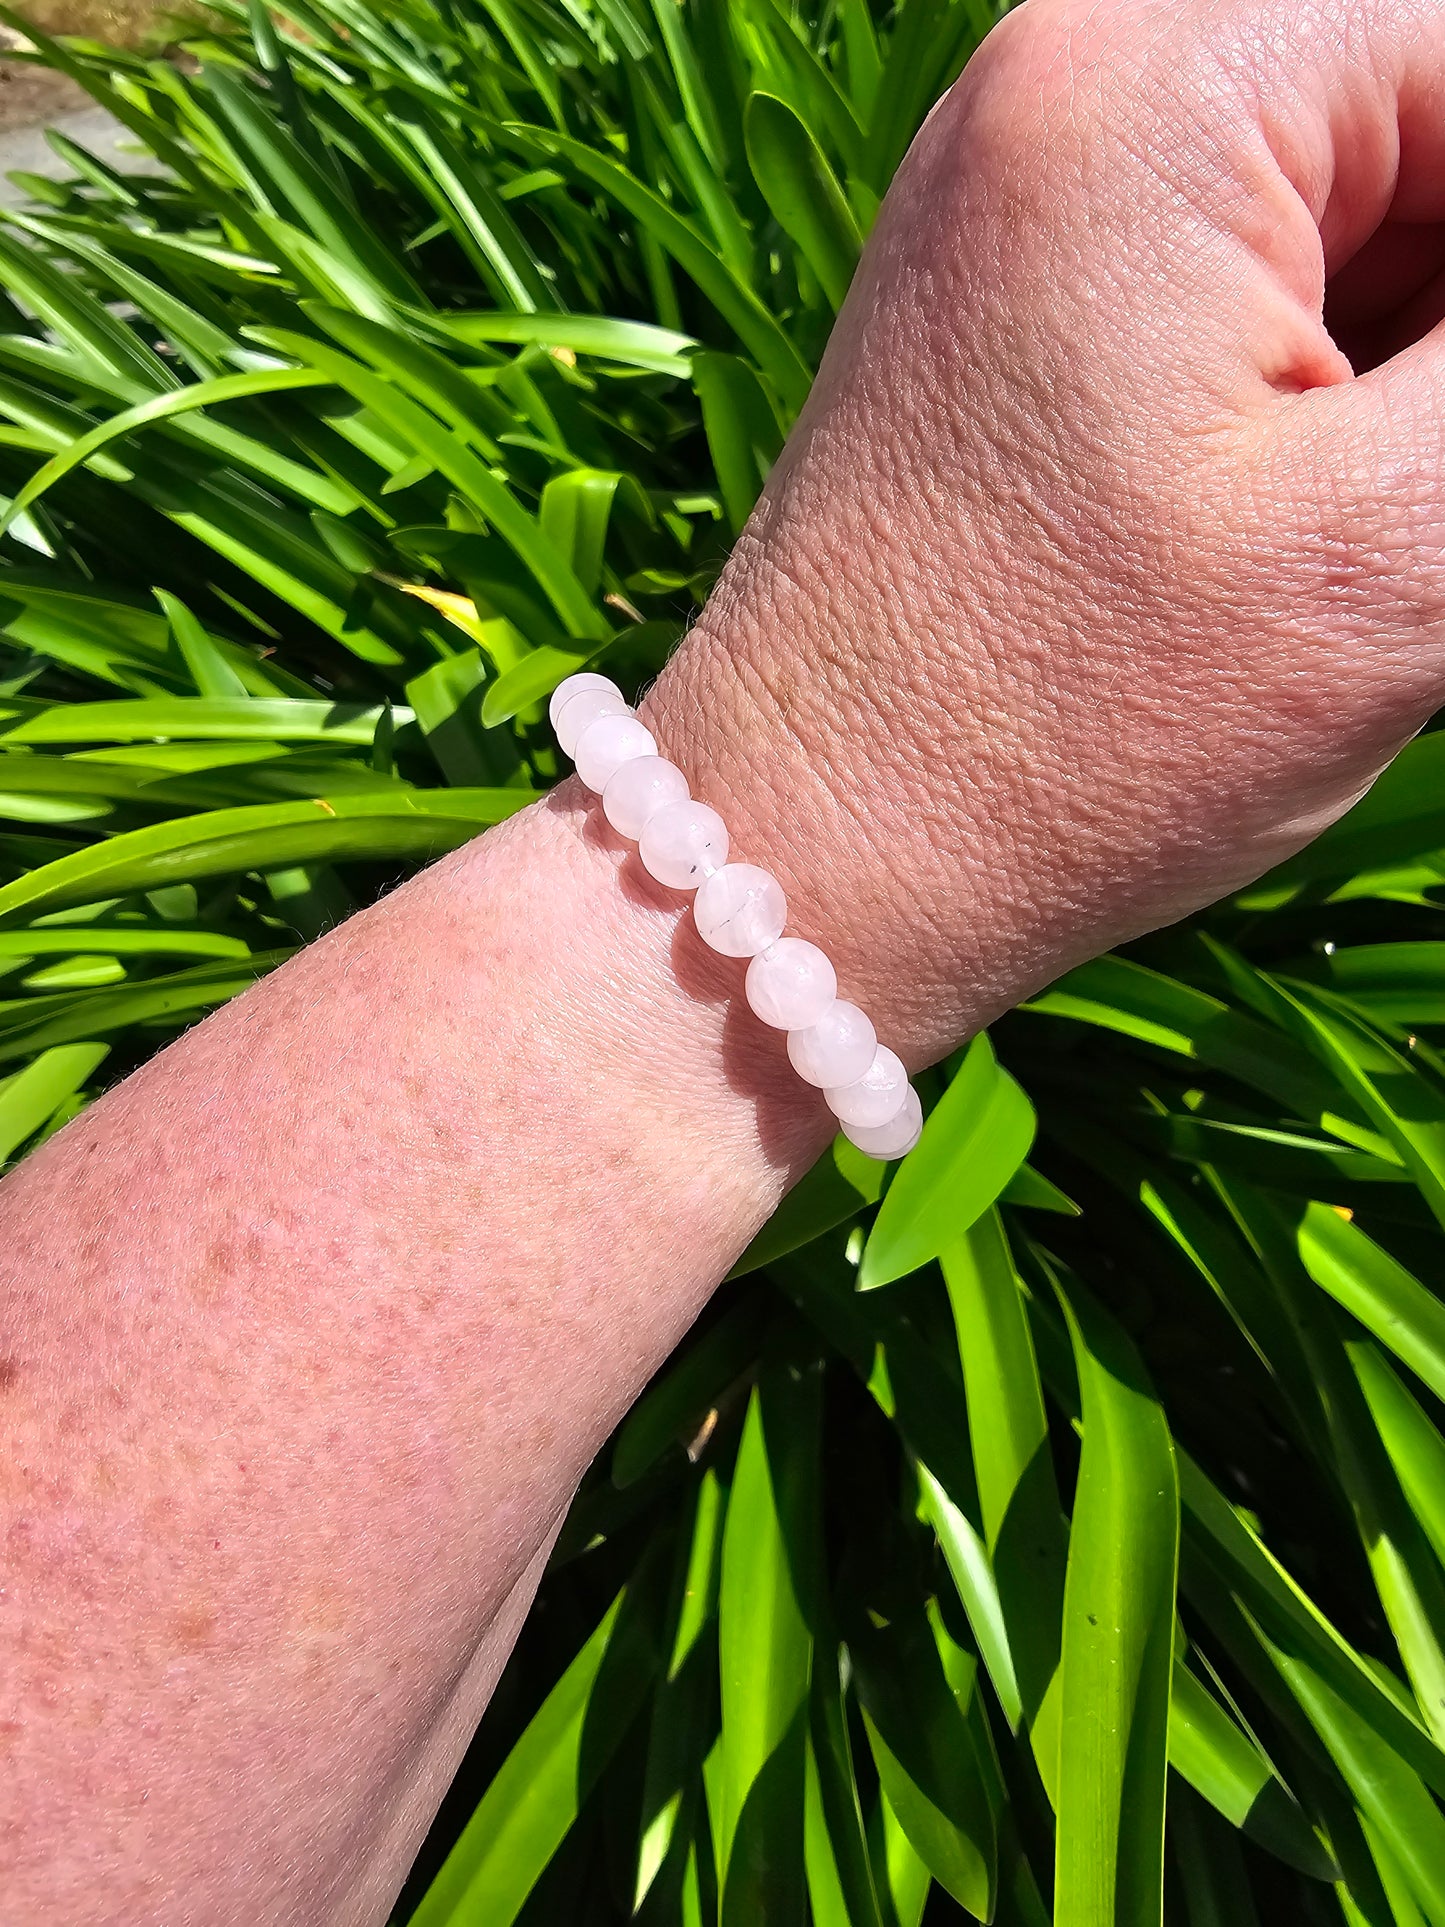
[0,2,1444,1921]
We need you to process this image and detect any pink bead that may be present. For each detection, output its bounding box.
[602,756,689,840]
[549,670,620,733]
[556,684,628,757]
[843,1085,923,1160]
[826,1046,909,1128]
[638,799,729,891]
[786,1001,877,1089]
[694,864,787,959]
[745,939,837,1030]
[573,713,657,792]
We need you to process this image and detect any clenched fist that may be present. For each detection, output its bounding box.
[651,0,1445,1064]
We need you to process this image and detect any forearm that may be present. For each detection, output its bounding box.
[0,767,840,1920]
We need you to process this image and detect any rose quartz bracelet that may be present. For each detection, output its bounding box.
[550,671,923,1159]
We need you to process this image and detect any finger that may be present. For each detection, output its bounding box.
[979,0,1445,400]
[1245,0,1445,276]
[1225,3,1445,614]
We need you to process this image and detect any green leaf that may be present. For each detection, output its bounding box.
[1000,1163,1081,1215]
[0,223,175,390]
[155,590,250,701]
[1026,954,1380,1149]
[691,349,783,536]
[481,644,595,728]
[806,1644,885,1927]
[1242,732,1445,901]
[1219,1183,1445,1746]
[1178,1451,1445,1799]
[860,1032,1035,1288]
[427,310,699,376]
[538,469,626,598]
[918,1464,1021,1732]
[1353,1344,1445,1575]
[940,1210,1065,1791]
[745,93,862,313]
[1170,1783,1263,1927]
[1295,1201,1445,1406]
[730,1137,882,1279]
[739,0,866,178]
[0,367,331,537]
[251,326,602,637]
[404,652,519,786]
[1055,1280,1179,1927]
[611,1295,760,1488]
[1273,980,1445,1229]
[0,1041,108,1159]
[202,62,425,308]
[1265,1642,1445,1926]
[863,0,986,192]
[0,928,250,962]
[837,0,883,117]
[0,698,401,745]
[635,1470,726,1913]
[716,1360,820,1925]
[1168,1660,1333,1879]
[503,123,814,415]
[408,1585,659,1927]
[0,790,533,921]
[871,1786,932,1927]
[942,1210,1050,1552]
[383,113,552,310]
[1293,943,1445,1024]
[40,233,233,377]
[0,952,287,1062]
[646,0,728,173]
[850,1601,997,1919]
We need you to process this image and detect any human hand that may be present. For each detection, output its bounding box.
[647,0,1445,1067]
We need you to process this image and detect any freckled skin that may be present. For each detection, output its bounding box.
[9,2,1445,1920]
[0,791,819,1926]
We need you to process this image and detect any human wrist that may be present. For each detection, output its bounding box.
[638,524,1036,1070]
[449,782,832,1212]
[555,667,924,1157]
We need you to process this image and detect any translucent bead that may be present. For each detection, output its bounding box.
[601,755,690,841]
[745,939,837,1031]
[786,1000,877,1089]
[638,799,730,891]
[549,670,620,734]
[843,1085,923,1160]
[556,684,629,758]
[694,864,787,959]
[826,1046,909,1128]
[573,713,657,793]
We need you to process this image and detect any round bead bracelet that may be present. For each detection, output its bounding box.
[550,671,923,1160]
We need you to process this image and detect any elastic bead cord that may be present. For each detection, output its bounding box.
[555,672,922,1160]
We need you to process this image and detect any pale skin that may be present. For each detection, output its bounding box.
[5,0,1445,1916]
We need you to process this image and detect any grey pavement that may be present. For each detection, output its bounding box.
[0,105,144,206]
